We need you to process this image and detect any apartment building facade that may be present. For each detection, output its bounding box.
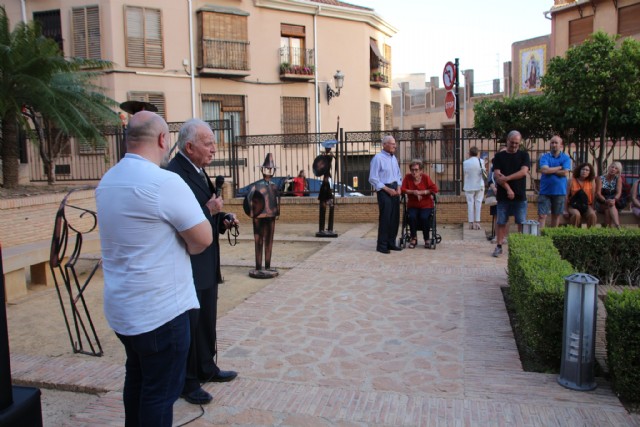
[4,0,396,175]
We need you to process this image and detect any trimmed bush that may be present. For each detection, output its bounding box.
[605,289,640,403]
[543,227,640,286]
[507,234,574,369]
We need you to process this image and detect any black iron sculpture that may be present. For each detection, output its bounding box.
[49,188,103,356]
[244,154,280,279]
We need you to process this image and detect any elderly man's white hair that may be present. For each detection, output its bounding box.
[177,118,213,152]
[381,135,395,145]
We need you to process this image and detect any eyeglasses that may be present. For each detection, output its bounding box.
[410,168,420,172]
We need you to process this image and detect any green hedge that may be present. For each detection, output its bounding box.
[543,227,640,287]
[605,289,640,403]
[507,234,574,369]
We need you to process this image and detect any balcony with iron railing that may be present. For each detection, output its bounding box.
[279,47,315,81]
[370,61,390,88]
[199,39,250,76]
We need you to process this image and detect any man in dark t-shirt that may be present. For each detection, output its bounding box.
[492,130,530,257]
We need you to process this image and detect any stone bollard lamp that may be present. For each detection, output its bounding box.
[557,273,599,391]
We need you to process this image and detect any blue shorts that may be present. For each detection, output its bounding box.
[537,194,566,216]
[496,200,528,225]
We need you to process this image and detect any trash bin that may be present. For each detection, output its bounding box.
[522,219,540,236]
[557,273,599,391]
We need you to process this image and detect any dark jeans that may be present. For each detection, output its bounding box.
[408,207,433,242]
[376,186,400,249]
[116,311,190,427]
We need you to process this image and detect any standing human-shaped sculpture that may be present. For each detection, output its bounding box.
[243,153,280,278]
[313,139,338,238]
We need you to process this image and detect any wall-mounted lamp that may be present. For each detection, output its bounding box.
[326,70,345,105]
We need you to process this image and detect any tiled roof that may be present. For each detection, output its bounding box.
[308,0,373,12]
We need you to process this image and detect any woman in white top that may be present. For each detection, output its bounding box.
[462,146,486,230]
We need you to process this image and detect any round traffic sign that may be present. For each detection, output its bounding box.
[443,61,456,91]
[445,91,456,119]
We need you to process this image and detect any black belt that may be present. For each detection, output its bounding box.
[384,182,398,189]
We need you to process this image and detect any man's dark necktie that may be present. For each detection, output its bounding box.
[199,169,208,187]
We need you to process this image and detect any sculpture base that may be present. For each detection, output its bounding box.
[316,230,338,238]
[249,269,279,279]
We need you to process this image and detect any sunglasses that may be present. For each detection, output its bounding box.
[410,168,420,172]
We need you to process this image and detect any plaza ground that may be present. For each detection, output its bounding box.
[5,220,639,426]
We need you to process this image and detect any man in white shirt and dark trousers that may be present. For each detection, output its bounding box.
[369,135,403,254]
[96,111,212,426]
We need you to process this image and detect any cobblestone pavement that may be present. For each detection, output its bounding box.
[8,223,640,426]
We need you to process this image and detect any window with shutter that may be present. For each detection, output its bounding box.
[370,102,381,132]
[125,6,164,68]
[72,6,101,59]
[384,104,393,131]
[619,3,640,38]
[33,9,63,52]
[280,24,307,67]
[198,10,249,71]
[281,97,308,146]
[202,94,246,146]
[281,97,308,135]
[569,16,593,46]
[127,92,166,118]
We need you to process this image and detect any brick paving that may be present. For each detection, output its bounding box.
[6,220,640,426]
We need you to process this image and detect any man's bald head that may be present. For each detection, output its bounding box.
[126,111,168,148]
[124,111,171,166]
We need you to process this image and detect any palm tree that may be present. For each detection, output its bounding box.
[0,6,118,187]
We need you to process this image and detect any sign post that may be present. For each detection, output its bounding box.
[444,91,456,119]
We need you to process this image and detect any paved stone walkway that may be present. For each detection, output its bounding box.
[10,224,639,426]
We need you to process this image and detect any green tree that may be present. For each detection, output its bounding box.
[0,6,118,187]
[473,95,555,144]
[542,31,640,175]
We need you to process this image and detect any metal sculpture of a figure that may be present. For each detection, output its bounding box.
[244,153,280,279]
[49,188,103,356]
[314,139,338,237]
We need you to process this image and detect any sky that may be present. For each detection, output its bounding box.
[362,0,553,92]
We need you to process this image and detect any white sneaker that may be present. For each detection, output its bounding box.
[492,246,503,257]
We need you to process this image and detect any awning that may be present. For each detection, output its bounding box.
[369,39,385,62]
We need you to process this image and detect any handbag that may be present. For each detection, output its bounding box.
[478,158,488,186]
[484,187,497,206]
[569,188,589,215]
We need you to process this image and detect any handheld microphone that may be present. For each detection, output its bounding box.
[215,175,225,197]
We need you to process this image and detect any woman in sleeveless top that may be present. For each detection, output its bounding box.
[595,161,623,228]
[565,163,597,228]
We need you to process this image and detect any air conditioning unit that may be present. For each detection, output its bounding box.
[433,164,445,174]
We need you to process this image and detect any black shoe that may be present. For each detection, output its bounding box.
[203,370,238,383]
[388,244,402,251]
[376,247,390,254]
[181,387,213,405]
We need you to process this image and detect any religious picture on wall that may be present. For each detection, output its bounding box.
[519,45,546,94]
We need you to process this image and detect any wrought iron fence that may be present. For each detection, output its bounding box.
[24,124,640,194]
[27,120,234,182]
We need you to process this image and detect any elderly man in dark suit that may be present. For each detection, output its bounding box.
[167,118,238,405]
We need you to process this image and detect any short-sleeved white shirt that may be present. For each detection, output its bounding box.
[96,154,204,336]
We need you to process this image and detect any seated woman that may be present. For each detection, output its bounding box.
[595,161,624,228]
[401,159,439,248]
[565,163,597,228]
[631,179,640,224]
